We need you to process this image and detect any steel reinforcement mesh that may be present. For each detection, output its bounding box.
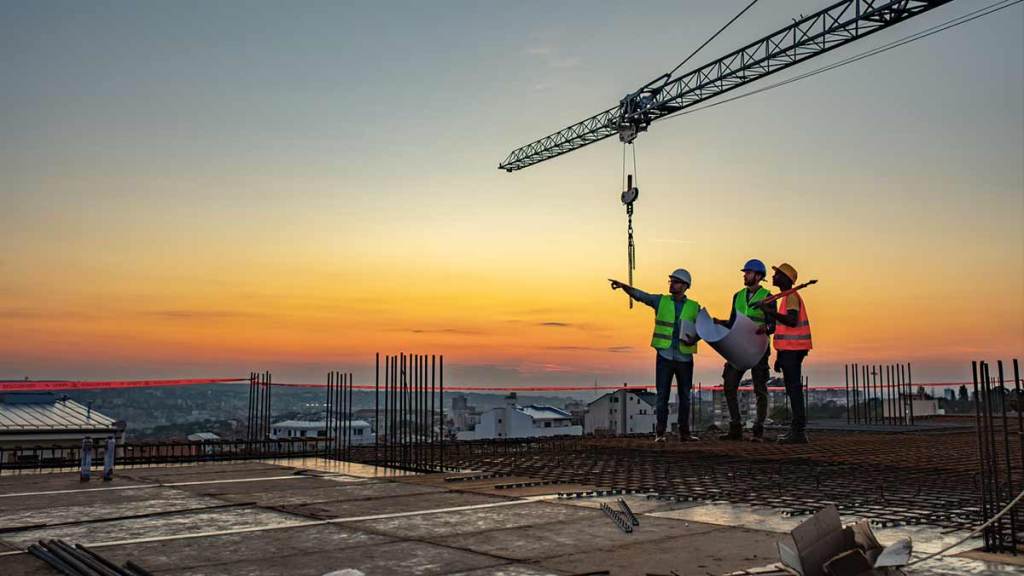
[431,428,1005,531]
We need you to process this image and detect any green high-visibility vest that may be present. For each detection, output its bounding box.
[733,286,771,325]
[651,295,700,354]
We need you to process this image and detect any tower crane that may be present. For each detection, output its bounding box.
[496,0,961,306]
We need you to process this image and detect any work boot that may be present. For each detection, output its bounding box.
[654,435,667,443]
[679,431,700,442]
[718,422,743,441]
[751,422,765,440]
[777,429,809,444]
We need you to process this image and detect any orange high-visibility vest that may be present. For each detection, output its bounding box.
[774,292,812,351]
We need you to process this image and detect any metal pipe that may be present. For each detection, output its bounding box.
[28,543,83,576]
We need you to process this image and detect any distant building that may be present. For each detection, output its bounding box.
[564,400,587,427]
[0,392,126,464]
[449,395,480,433]
[271,419,375,444]
[883,395,941,419]
[456,394,581,440]
[585,389,658,435]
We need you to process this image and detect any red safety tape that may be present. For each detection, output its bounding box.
[0,378,980,393]
[0,378,247,392]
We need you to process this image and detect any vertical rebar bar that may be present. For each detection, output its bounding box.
[440,354,445,470]
[998,360,1018,554]
[887,364,894,426]
[375,353,380,463]
[431,354,436,469]
[907,363,915,426]
[1015,358,1023,549]
[984,362,1005,551]
[326,371,333,457]
[391,355,397,467]
[845,364,850,424]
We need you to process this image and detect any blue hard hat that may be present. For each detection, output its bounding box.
[741,259,766,275]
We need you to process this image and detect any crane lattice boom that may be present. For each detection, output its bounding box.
[499,0,953,172]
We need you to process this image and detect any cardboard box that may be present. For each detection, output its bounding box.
[777,506,911,576]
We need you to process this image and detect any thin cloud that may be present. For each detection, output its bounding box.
[650,238,698,245]
[523,44,581,69]
[409,328,481,335]
[606,346,635,353]
[548,345,636,353]
[538,322,572,328]
[150,310,256,320]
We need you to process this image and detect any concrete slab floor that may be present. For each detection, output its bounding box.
[353,501,595,540]
[0,505,309,548]
[448,565,566,576]
[536,525,784,576]
[4,462,1019,576]
[158,540,512,576]
[122,464,310,484]
[280,491,513,520]
[97,522,395,573]
[0,488,227,530]
[263,457,422,479]
[172,474,349,496]
[0,471,156,495]
[430,513,722,562]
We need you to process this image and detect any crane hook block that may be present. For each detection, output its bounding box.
[621,174,639,206]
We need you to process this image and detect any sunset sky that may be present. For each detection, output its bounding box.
[2,1,1022,390]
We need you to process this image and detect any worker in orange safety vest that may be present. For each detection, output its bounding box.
[757,263,812,444]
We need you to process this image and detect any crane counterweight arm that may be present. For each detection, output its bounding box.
[499,0,954,172]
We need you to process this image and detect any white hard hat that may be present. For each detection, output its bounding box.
[669,268,692,286]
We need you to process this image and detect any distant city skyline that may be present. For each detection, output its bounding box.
[2,1,1022,390]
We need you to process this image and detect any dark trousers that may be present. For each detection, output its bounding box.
[777,350,809,431]
[722,350,770,426]
[655,355,694,435]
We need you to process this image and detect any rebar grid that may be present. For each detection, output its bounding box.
[432,430,1007,531]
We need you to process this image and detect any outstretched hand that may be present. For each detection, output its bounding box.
[608,279,624,290]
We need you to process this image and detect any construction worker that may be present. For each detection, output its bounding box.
[757,263,813,444]
[714,259,772,441]
[609,269,700,442]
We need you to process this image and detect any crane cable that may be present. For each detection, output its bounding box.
[621,142,639,309]
[664,0,761,81]
[661,0,1023,123]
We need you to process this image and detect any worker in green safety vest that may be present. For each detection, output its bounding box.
[713,259,773,441]
[609,269,701,442]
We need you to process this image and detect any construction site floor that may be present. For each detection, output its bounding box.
[0,458,1019,575]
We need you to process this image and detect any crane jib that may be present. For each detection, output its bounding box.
[498,0,955,172]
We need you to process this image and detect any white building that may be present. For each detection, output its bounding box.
[0,392,126,464]
[456,399,582,440]
[585,389,658,436]
[883,396,941,419]
[270,419,375,445]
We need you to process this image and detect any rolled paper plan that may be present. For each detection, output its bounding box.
[695,308,769,372]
